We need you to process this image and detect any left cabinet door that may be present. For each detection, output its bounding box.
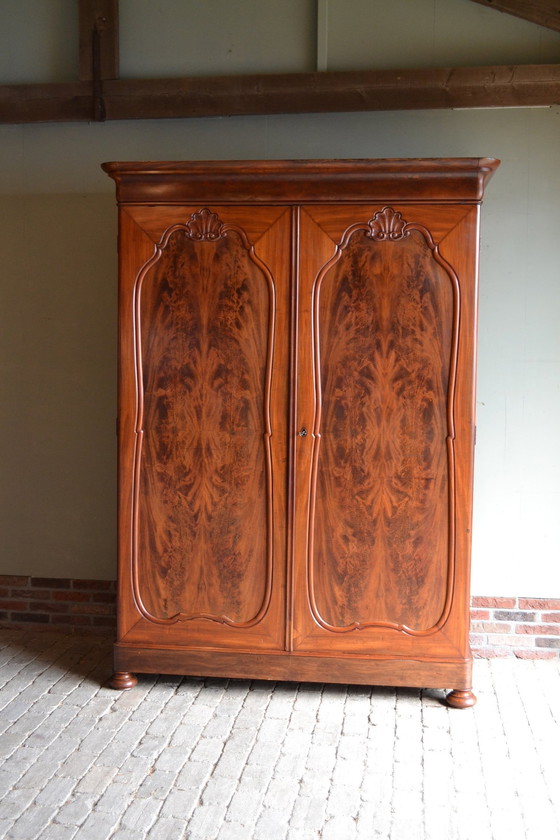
[117,205,291,652]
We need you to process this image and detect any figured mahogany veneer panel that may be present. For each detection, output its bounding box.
[309,217,456,633]
[135,215,273,625]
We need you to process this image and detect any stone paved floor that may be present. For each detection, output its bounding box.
[0,629,558,840]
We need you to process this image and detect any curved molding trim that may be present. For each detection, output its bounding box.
[130,209,276,629]
[307,208,460,637]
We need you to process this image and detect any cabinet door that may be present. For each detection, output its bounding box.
[117,205,291,651]
[293,204,478,659]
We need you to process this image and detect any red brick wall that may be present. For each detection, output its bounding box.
[470,596,560,659]
[0,576,558,657]
[0,576,115,632]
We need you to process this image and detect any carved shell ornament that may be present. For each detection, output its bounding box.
[367,206,407,240]
[185,207,227,241]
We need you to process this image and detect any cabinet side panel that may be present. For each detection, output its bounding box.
[312,229,454,631]
[136,227,271,624]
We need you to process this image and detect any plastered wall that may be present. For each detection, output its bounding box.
[1,0,560,596]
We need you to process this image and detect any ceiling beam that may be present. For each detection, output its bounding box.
[1,64,559,124]
[469,0,560,32]
[0,82,92,123]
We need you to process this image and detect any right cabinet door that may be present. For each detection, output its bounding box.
[293,203,479,660]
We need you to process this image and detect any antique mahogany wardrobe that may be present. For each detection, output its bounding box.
[103,158,498,708]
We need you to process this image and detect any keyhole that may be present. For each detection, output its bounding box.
[299,428,308,437]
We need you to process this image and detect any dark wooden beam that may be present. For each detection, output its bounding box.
[0,82,92,123]
[79,0,119,81]
[102,65,560,118]
[469,0,560,32]
[1,64,559,124]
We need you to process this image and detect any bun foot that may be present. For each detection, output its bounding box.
[109,671,138,690]
[446,688,477,709]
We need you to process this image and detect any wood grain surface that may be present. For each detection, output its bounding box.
[135,222,272,624]
[310,226,455,631]
[104,160,498,700]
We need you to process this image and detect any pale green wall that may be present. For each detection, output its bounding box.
[1,1,560,596]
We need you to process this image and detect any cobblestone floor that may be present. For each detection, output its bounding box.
[0,629,558,840]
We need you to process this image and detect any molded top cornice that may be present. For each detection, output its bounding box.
[102,158,500,205]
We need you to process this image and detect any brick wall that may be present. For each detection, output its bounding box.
[0,576,559,657]
[470,596,560,659]
[0,576,115,632]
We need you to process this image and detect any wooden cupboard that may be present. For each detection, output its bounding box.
[103,159,498,707]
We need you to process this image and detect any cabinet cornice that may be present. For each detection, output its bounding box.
[102,158,499,205]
